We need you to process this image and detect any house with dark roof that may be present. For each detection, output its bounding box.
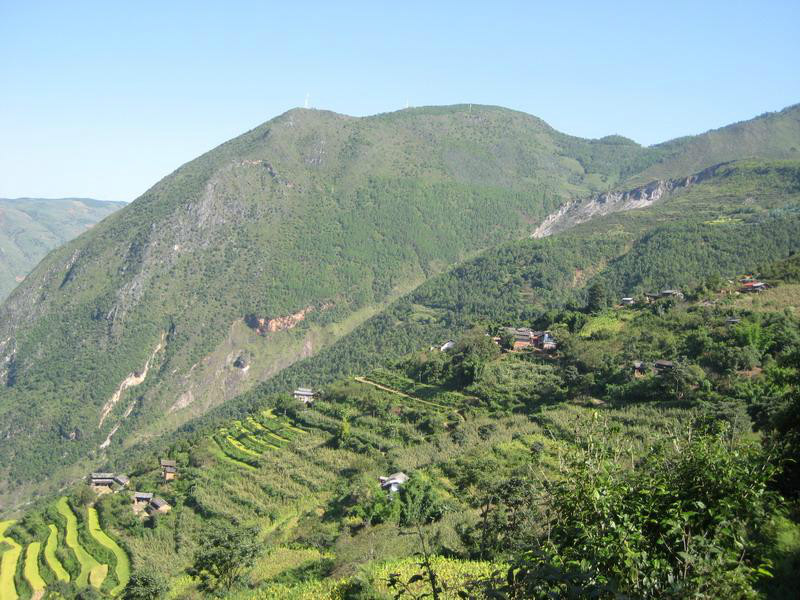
[163,465,177,482]
[149,497,171,514]
[133,492,153,504]
[654,360,675,374]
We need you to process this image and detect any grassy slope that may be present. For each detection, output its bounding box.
[0,197,123,301]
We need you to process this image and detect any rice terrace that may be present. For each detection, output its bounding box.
[0,498,130,599]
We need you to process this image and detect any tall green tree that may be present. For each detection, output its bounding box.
[188,523,261,592]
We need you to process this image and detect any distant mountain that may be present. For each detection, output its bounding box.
[1,103,799,509]
[0,197,124,300]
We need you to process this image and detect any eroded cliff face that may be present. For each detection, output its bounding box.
[531,163,728,238]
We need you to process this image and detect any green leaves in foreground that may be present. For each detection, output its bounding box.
[474,423,779,599]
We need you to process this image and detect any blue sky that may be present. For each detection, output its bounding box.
[1,1,799,201]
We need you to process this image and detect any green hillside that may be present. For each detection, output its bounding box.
[209,160,800,408]
[626,103,800,186]
[3,256,798,599]
[0,197,123,301]
[1,104,800,513]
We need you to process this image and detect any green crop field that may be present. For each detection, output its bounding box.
[23,542,46,595]
[56,497,105,588]
[44,524,70,582]
[87,507,130,595]
[0,520,21,600]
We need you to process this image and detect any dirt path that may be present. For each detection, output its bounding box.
[353,377,449,410]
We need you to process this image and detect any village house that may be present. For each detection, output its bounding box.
[660,289,685,300]
[113,474,130,487]
[621,297,635,306]
[379,471,409,493]
[163,465,177,482]
[439,340,455,352]
[160,458,178,482]
[726,317,741,325]
[654,360,675,374]
[632,361,649,378]
[148,496,171,514]
[132,491,153,505]
[740,281,767,293]
[539,332,557,352]
[89,472,116,490]
[293,387,315,404]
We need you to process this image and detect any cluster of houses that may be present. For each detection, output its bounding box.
[632,359,675,377]
[503,328,557,352]
[132,492,171,515]
[90,458,177,516]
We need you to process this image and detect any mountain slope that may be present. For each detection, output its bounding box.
[625,103,800,186]
[0,198,124,301]
[1,104,799,509]
[223,160,800,405]
[4,255,799,599]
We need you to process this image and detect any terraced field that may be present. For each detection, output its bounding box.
[55,497,106,588]
[44,524,69,583]
[212,409,305,466]
[23,542,45,597]
[0,520,21,600]
[87,507,130,595]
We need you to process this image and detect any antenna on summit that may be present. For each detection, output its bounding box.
[406,99,410,109]
[304,93,310,109]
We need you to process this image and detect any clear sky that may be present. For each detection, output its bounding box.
[1,1,799,202]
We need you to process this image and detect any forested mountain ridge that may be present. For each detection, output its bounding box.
[1,103,799,511]
[0,197,124,301]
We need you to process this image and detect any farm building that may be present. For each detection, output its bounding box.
[163,465,177,482]
[133,492,153,505]
[293,387,316,404]
[632,361,648,378]
[379,471,409,493]
[149,497,171,514]
[654,360,675,374]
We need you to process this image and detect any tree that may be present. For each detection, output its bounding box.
[585,282,608,313]
[188,523,261,592]
[123,573,167,600]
